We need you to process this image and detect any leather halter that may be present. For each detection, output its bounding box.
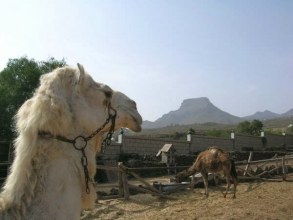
[38,104,117,193]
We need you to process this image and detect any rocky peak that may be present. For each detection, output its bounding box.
[180,97,212,111]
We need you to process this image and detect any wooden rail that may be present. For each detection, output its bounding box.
[96,154,293,199]
[235,156,293,165]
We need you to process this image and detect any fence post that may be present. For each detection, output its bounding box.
[122,172,130,199]
[118,162,124,197]
[282,156,286,181]
[244,151,253,176]
[118,162,129,199]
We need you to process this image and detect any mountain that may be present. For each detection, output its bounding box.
[142,98,293,129]
[243,110,280,121]
[243,108,293,121]
[143,97,241,129]
[281,109,293,117]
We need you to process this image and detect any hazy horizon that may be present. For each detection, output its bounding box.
[143,96,293,122]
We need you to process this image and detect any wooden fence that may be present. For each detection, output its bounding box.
[234,152,293,181]
[96,153,293,200]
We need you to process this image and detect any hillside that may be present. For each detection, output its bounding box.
[143,97,241,129]
[142,97,293,129]
[244,109,293,120]
[243,110,279,120]
[137,116,293,137]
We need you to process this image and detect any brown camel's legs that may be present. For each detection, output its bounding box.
[224,175,231,198]
[232,177,237,199]
[213,174,219,186]
[202,172,209,197]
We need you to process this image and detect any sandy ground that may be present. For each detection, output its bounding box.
[81,176,293,220]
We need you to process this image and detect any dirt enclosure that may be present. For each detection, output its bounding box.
[82,176,293,220]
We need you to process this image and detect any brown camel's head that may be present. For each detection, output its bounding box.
[173,170,189,183]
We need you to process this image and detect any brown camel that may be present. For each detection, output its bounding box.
[174,146,238,198]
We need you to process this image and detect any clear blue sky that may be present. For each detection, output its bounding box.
[1,0,292,121]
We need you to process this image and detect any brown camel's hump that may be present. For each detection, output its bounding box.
[207,146,225,153]
[208,146,230,158]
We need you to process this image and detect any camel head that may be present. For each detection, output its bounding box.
[111,91,142,132]
[173,170,189,183]
[73,64,142,132]
[70,63,142,150]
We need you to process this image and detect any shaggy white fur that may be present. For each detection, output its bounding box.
[0,64,142,220]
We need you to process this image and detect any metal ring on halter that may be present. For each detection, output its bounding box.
[73,135,88,150]
[38,103,117,195]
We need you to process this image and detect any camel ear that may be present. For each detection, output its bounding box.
[77,63,85,85]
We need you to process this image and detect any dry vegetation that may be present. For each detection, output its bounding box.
[134,116,293,137]
[82,175,293,220]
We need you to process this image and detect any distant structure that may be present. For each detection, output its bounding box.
[156,144,176,164]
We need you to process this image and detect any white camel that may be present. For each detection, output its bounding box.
[0,64,142,220]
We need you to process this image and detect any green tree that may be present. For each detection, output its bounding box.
[0,57,66,140]
[250,120,264,136]
[237,120,263,136]
[237,121,251,134]
[173,132,185,140]
[187,128,195,134]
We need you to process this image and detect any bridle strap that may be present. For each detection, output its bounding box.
[38,105,117,193]
[101,107,116,153]
[39,106,117,146]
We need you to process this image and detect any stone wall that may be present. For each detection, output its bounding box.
[235,134,263,150]
[100,133,293,158]
[122,136,189,155]
[1,134,292,161]
[189,136,233,152]
[266,134,287,149]
[101,136,189,159]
